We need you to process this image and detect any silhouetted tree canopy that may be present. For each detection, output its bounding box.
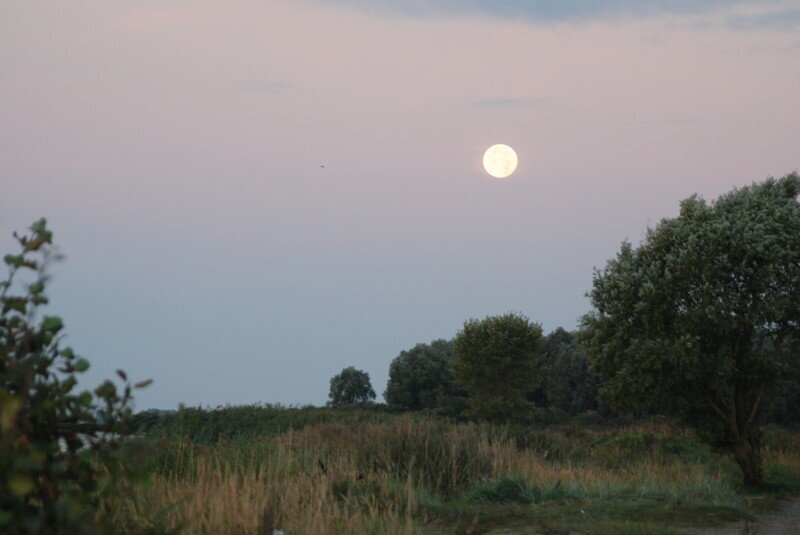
[328,366,376,406]
[581,174,800,486]
[541,328,598,415]
[452,312,544,422]
[384,339,456,411]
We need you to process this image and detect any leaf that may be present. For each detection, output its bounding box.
[28,281,45,294]
[117,369,127,381]
[95,380,117,399]
[23,237,46,252]
[2,297,27,314]
[30,218,47,233]
[134,379,153,389]
[0,390,21,432]
[41,315,64,334]
[3,254,24,268]
[77,391,93,406]
[74,358,90,373]
[8,474,35,496]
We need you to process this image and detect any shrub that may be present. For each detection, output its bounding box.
[0,219,150,533]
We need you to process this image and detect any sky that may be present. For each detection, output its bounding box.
[1,0,799,409]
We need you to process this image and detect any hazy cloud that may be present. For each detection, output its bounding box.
[326,0,800,29]
[726,8,800,30]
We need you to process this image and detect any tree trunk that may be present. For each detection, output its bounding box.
[733,435,764,487]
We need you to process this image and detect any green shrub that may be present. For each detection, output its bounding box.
[0,219,150,533]
[464,476,534,504]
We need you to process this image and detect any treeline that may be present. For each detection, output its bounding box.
[381,328,601,421]
[329,328,800,426]
[328,175,800,487]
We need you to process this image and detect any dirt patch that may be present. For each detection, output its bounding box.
[679,499,800,535]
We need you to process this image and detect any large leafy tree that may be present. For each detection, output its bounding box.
[328,366,376,406]
[384,339,456,411]
[452,312,544,421]
[581,175,800,486]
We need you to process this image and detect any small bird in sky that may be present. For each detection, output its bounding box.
[320,165,325,168]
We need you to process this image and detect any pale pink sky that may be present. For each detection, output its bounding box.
[1,1,799,408]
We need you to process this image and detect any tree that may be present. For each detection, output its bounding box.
[328,367,376,406]
[0,219,151,532]
[541,328,598,415]
[452,312,544,421]
[581,175,800,486]
[766,335,800,426]
[384,339,457,411]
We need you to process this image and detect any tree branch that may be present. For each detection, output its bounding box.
[743,382,766,437]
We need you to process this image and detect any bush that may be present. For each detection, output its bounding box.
[0,219,150,533]
[464,476,534,504]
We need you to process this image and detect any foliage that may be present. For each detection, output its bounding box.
[766,335,800,426]
[110,410,800,534]
[328,366,376,406]
[581,174,800,486]
[0,219,150,533]
[540,328,599,415]
[137,403,394,444]
[451,312,544,421]
[384,339,464,413]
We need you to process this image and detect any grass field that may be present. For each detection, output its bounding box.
[102,406,800,534]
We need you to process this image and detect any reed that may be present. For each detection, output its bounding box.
[102,413,800,534]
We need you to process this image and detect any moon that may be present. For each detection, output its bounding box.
[483,144,518,178]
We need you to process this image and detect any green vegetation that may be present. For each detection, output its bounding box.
[104,405,800,534]
[4,176,800,533]
[452,312,545,421]
[582,174,800,486]
[0,220,149,534]
[328,366,377,406]
[384,339,464,414]
[540,327,599,416]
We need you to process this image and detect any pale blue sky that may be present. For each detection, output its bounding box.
[1,0,798,409]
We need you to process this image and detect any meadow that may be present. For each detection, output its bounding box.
[101,406,800,534]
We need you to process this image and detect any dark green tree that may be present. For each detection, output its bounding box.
[541,328,598,415]
[0,219,151,533]
[581,175,800,486]
[452,312,544,421]
[328,366,376,406]
[384,339,457,411]
[766,335,800,426]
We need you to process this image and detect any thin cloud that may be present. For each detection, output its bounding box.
[325,0,800,29]
[727,8,800,30]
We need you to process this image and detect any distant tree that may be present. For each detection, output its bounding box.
[541,328,598,415]
[581,175,800,486]
[452,312,544,421]
[328,367,376,406]
[384,339,456,411]
[0,219,151,532]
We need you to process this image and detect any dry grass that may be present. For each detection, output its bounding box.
[101,416,800,534]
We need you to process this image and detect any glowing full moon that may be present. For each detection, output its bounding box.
[483,144,518,178]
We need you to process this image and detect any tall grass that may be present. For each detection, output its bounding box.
[103,412,800,534]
